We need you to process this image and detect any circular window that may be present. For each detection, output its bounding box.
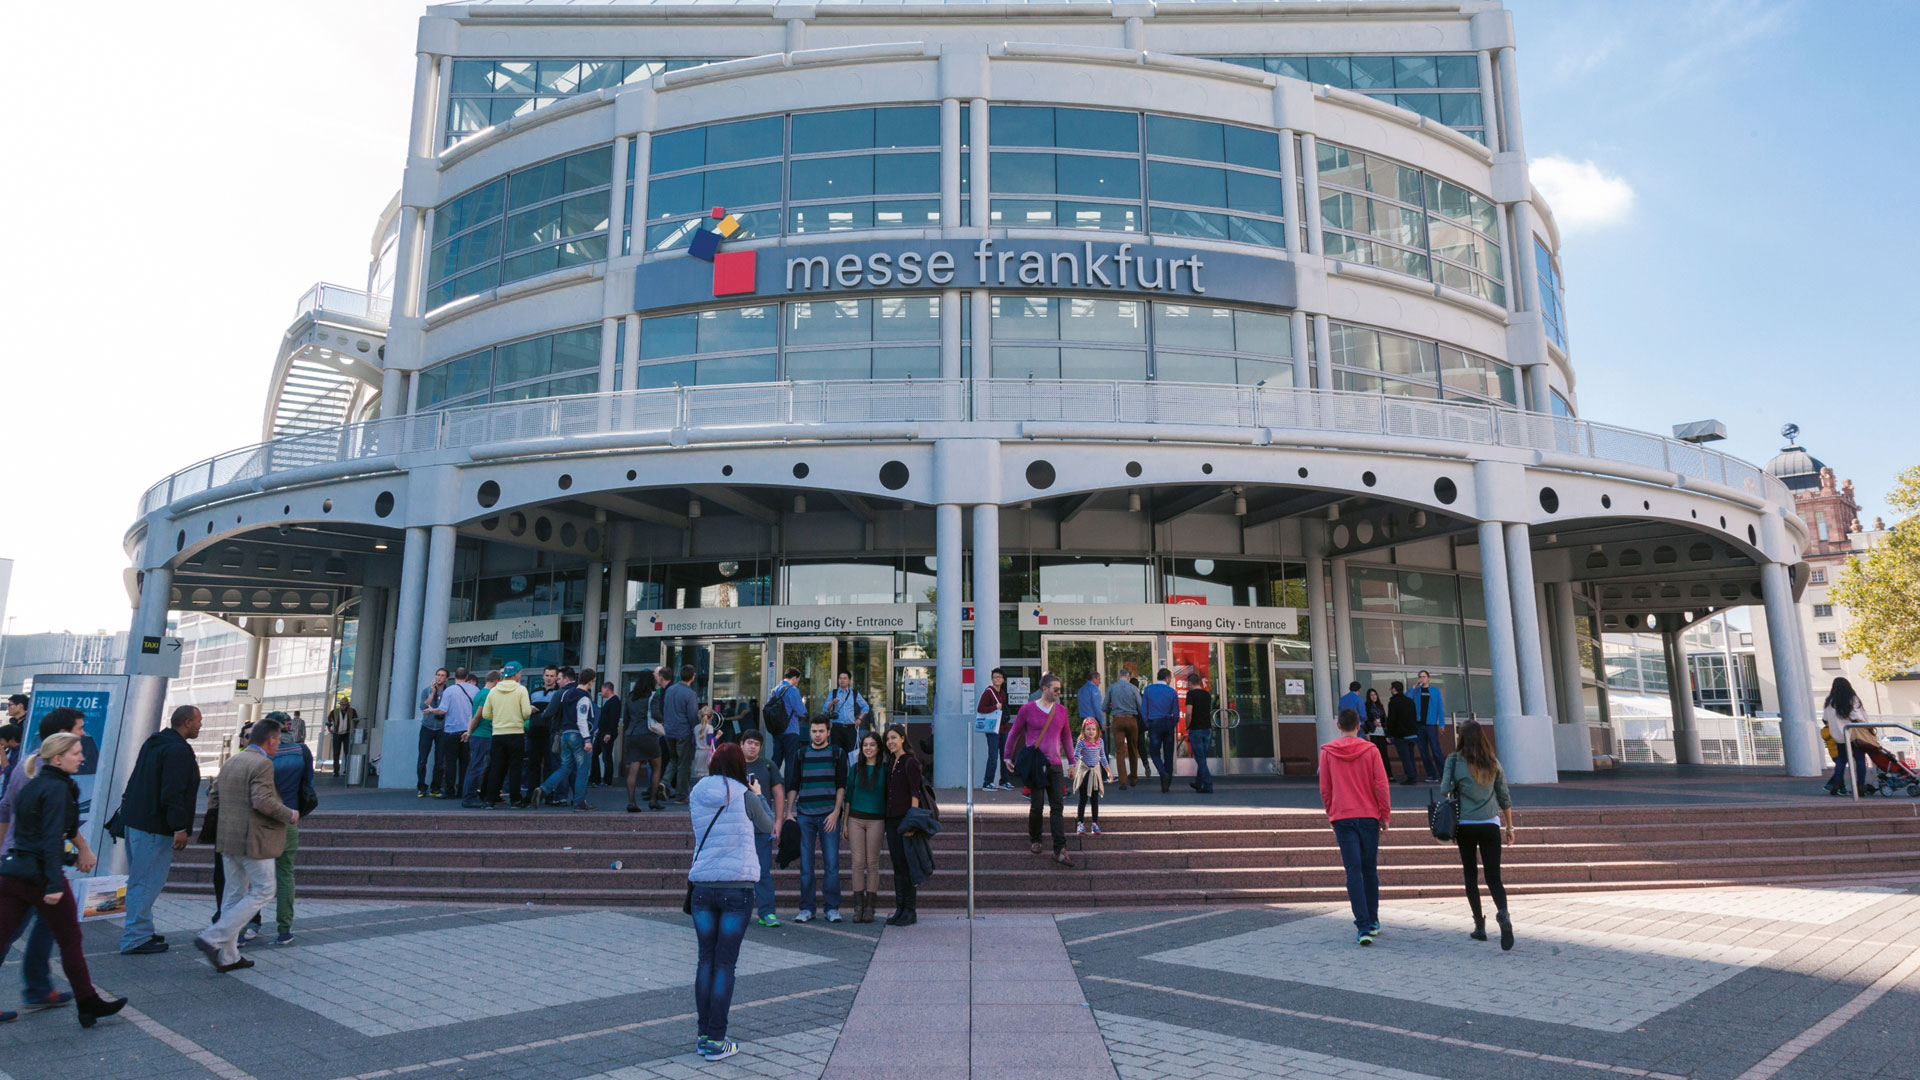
[1331,524,1351,549]
[1361,471,1377,488]
[1433,477,1457,505]
[175,530,185,551]
[478,480,501,508]
[1748,524,1757,545]
[722,465,734,477]
[879,461,910,491]
[1202,463,1214,475]
[1538,488,1559,514]
[558,474,573,491]
[1125,461,1142,478]
[1719,515,1727,529]
[584,527,601,551]
[1356,521,1375,545]
[1601,494,1612,509]
[321,498,334,514]
[481,516,500,530]
[508,512,527,537]
[1643,500,1652,510]
[534,517,553,542]
[1297,467,1309,479]
[1026,460,1056,490]
[561,522,578,546]
[205,521,213,534]
[626,469,637,482]
[792,463,810,480]
[375,491,395,518]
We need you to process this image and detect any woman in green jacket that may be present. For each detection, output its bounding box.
[1439,720,1514,949]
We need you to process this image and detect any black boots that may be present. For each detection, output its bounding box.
[1496,910,1514,951]
[895,894,918,927]
[1470,916,1488,942]
[77,994,128,1029]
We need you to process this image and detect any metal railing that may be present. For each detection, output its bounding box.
[135,379,1791,517]
[293,282,393,325]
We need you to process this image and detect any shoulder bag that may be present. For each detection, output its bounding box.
[683,782,730,915]
[1428,758,1459,842]
[1012,706,1065,790]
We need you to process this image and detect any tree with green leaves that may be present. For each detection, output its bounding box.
[1832,465,1920,681]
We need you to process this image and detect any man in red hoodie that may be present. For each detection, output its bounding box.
[1319,707,1392,945]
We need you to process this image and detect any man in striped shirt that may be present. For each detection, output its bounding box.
[783,718,847,924]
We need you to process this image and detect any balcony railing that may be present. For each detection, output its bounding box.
[293,282,392,325]
[136,380,1791,517]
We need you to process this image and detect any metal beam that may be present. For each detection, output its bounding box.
[1058,492,1101,526]
[688,486,780,526]
[834,492,876,523]
[1241,490,1344,528]
[580,492,691,531]
[1152,487,1230,524]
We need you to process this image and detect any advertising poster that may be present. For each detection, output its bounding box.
[25,674,132,854]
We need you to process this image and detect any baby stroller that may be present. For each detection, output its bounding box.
[1863,744,1920,798]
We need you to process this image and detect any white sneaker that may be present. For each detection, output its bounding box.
[826,909,843,923]
[794,911,814,923]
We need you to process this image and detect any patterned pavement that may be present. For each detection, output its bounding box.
[3,878,1918,1079]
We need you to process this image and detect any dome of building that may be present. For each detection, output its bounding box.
[1764,444,1827,491]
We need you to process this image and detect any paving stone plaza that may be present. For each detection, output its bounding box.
[5,878,1918,1080]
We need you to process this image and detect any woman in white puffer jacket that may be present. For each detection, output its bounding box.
[686,742,773,1062]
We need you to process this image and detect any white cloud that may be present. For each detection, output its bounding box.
[1530,156,1636,234]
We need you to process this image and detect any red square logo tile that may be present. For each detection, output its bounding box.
[712,250,757,296]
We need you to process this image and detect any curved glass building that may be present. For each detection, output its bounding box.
[123,0,1822,787]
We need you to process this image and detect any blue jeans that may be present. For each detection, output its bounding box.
[1189,729,1214,791]
[982,731,1005,786]
[0,909,55,1001]
[461,735,493,804]
[753,831,776,919]
[1828,745,1872,791]
[1396,739,1419,780]
[774,731,805,778]
[689,885,751,1040]
[1416,726,1444,778]
[796,811,842,915]
[1148,724,1178,787]
[542,730,590,805]
[417,725,442,791]
[120,827,176,951]
[1332,817,1382,932]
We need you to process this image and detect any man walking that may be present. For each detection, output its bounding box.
[437,668,479,800]
[1412,670,1447,783]
[116,705,202,955]
[1385,680,1420,785]
[664,665,701,803]
[325,695,356,776]
[822,671,870,760]
[1104,671,1142,789]
[479,662,533,807]
[739,729,785,927]
[784,718,847,923]
[1142,668,1181,793]
[1076,670,1105,737]
[1319,707,1392,946]
[459,671,498,808]
[196,718,298,972]
[592,680,622,786]
[417,667,448,797]
[766,669,806,776]
[1337,681,1365,721]
[523,665,559,803]
[1002,674,1075,865]
[538,667,597,811]
[1186,675,1215,794]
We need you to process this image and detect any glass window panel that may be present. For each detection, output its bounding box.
[1436,55,1479,88]
[1307,56,1352,88]
[494,61,535,94]
[791,154,874,200]
[874,153,938,195]
[435,180,505,243]
[1061,347,1146,380]
[637,360,695,389]
[1150,206,1229,242]
[1237,357,1290,385]
[873,295,939,341]
[1233,310,1291,357]
[696,353,777,384]
[1366,198,1426,247]
[1055,108,1137,152]
[448,97,490,137]
[1379,377,1439,399]
[1223,125,1281,172]
[645,217,702,251]
[1397,570,1460,618]
[548,372,596,397]
[1061,298,1145,343]
[1464,623,1492,670]
[991,152,1057,194]
[647,173,704,220]
[789,202,873,233]
[1396,94,1443,122]
[791,108,874,154]
[510,154,569,208]
[433,221,502,280]
[1350,56,1396,89]
[1057,153,1140,199]
[991,200,1056,227]
[1316,143,1365,191]
[650,128,705,174]
[489,96,535,125]
[1155,352,1237,383]
[992,346,1059,378]
[992,296,1060,339]
[1057,201,1138,231]
[990,105,1054,147]
[787,299,871,345]
[494,335,551,384]
[1226,170,1283,216]
[1221,214,1286,247]
[786,347,871,381]
[1273,57,1311,81]
[1320,190,1362,232]
[1154,303,1237,351]
[451,60,494,95]
[1439,94,1482,128]
[874,199,940,228]
[1150,160,1227,208]
[871,346,939,379]
[1331,324,1380,369]
[1365,157,1422,204]
[1147,115,1223,162]
[563,149,611,192]
[504,203,563,252]
[704,116,782,164]
[875,106,939,148]
[1394,56,1438,88]
[549,327,600,373]
[695,305,776,353]
[417,366,448,406]
[1376,332,1434,375]
[561,192,609,237]
[704,162,782,209]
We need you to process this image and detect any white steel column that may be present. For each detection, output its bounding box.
[1278,128,1301,252]
[1300,133,1325,255]
[607,136,629,255]
[1550,580,1593,771]
[242,633,268,731]
[1501,522,1557,782]
[347,587,388,764]
[1303,524,1336,747]
[391,524,457,790]
[1476,50,1502,153]
[628,133,652,259]
[125,566,174,673]
[1331,557,1354,699]
[940,291,962,380]
[940,98,961,231]
[971,503,1000,712]
[621,314,641,392]
[605,527,631,691]
[1495,46,1527,157]
[1289,311,1312,390]
[381,526,430,788]
[1760,560,1820,776]
[969,99,989,231]
[416,525,457,698]
[596,317,620,395]
[1312,315,1333,391]
[581,560,605,671]
[1666,629,1703,765]
[1475,520,1524,723]
[934,504,965,788]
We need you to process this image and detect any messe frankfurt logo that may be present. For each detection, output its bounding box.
[1031,606,1048,626]
[689,207,755,297]
[648,613,665,631]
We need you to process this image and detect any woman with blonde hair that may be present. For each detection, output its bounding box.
[1439,720,1514,949]
[0,731,129,1027]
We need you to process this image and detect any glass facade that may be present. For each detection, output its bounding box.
[427,147,612,310]
[416,325,601,410]
[1328,322,1517,406]
[638,296,946,387]
[1535,238,1567,351]
[990,297,1292,385]
[446,59,730,148]
[1207,54,1487,144]
[1317,142,1505,305]
[1347,566,1494,719]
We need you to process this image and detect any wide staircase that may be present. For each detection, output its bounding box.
[165,799,1920,909]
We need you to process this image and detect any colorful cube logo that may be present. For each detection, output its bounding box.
[649,613,664,631]
[689,206,755,296]
[1032,607,1048,626]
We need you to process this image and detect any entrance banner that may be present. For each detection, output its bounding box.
[446,615,561,648]
[635,608,773,637]
[1019,604,1298,635]
[629,604,918,638]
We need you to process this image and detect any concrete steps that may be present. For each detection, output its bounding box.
[166,800,1920,910]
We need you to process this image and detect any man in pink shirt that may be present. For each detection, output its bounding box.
[1002,674,1076,866]
[1318,707,1392,945]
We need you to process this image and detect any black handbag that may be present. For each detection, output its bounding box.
[1428,758,1459,841]
[683,783,729,915]
[0,850,42,881]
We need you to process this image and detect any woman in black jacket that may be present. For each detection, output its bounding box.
[1364,688,1395,779]
[1383,681,1421,786]
[881,725,926,928]
[0,733,128,1028]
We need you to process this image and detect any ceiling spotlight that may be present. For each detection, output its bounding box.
[1327,504,1341,520]
[1233,496,1247,516]
[793,495,807,513]
[1127,491,1141,513]
[1410,510,1427,528]
[688,499,702,519]
[373,542,388,551]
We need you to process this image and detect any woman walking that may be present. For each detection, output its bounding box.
[977,668,1010,790]
[1822,677,1876,795]
[882,725,927,926]
[1439,720,1514,949]
[845,732,888,922]
[686,742,774,1062]
[1363,689,1393,779]
[625,672,665,812]
[0,733,129,1028]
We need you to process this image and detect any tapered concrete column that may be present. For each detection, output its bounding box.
[1760,560,1821,776]
[124,566,174,674]
[1303,523,1336,747]
[1666,630,1703,765]
[242,633,269,730]
[1289,311,1312,390]
[605,527,631,691]
[934,503,966,787]
[1312,316,1333,392]
[969,98,989,231]
[1475,520,1525,751]
[415,525,458,703]
[1500,522,1556,782]
[1300,133,1325,255]
[940,98,961,232]
[971,503,1000,713]
[1278,127,1301,252]
[347,587,388,750]
[1331,557,1355,698]
[380,526,430,788]
[1549,580,1593,772]
[581,560,605,671]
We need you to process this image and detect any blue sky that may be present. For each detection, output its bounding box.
[1506,0,1919,522]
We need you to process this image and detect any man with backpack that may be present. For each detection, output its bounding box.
[783,718,847,923]
[822,670,870,760]
[764,668,806,776]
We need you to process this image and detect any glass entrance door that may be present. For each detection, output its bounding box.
[777,638,835,722]
[1218,640,1274,770]
[777,636,891,730]
[709,641,764,737]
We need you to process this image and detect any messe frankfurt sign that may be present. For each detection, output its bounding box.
[634,237,1295,313]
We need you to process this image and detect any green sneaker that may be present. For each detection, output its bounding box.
[703,1037,740,1061]
[1357,930,1375,946]
[757,914,781,928]
[696,1036,718,1057]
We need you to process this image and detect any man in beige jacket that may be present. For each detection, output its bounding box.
[194,717,298,971]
